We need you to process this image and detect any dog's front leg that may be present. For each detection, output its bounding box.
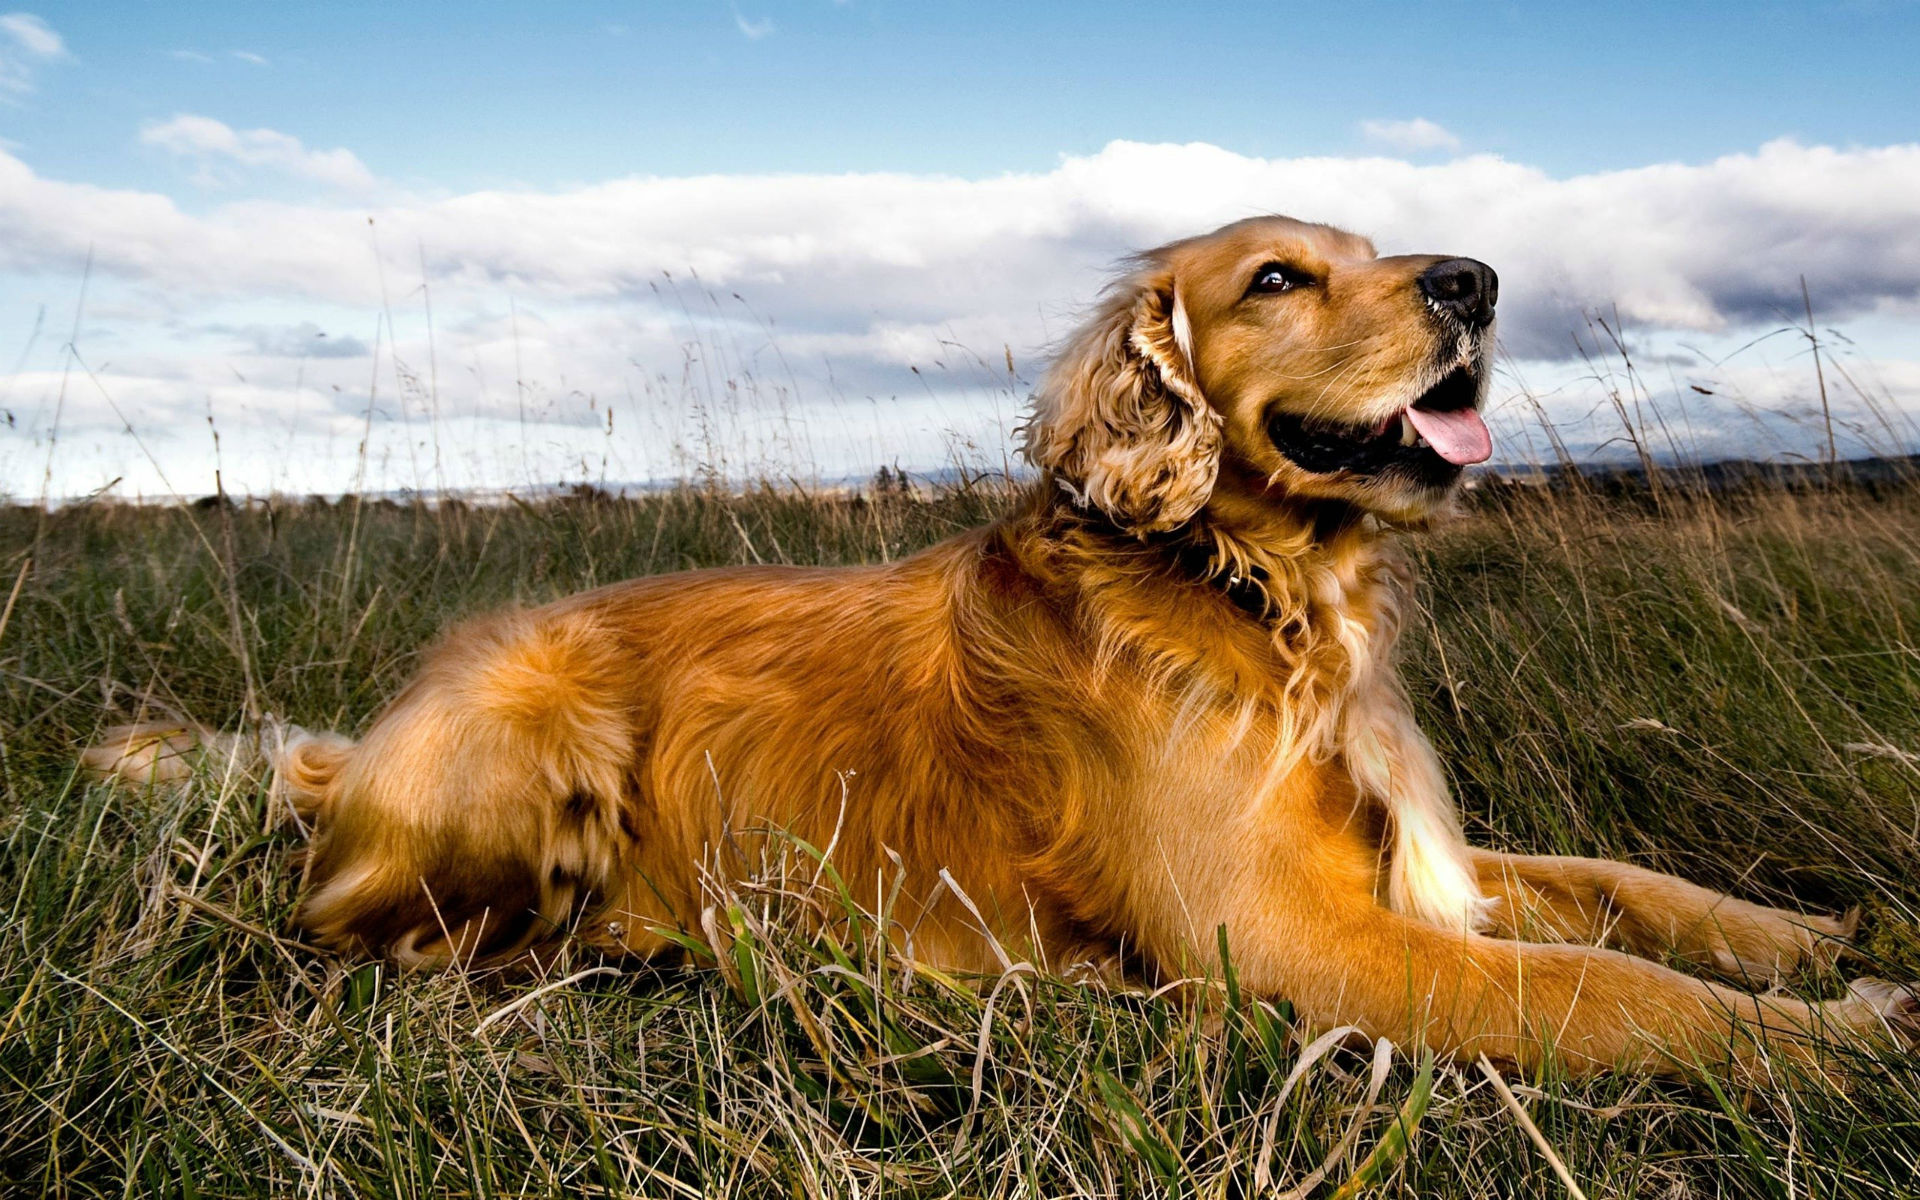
[1471,849,1857,983]
[1179,839,1915,1076]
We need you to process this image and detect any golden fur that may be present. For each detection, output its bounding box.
[86,216,1916,1075]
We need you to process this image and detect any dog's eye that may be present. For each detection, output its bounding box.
[1248,263,1313,295]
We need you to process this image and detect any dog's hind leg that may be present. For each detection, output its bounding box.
[293,609,638,967]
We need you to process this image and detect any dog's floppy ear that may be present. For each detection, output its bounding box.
[1023,262,1222,535]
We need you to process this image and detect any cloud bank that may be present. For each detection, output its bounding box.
[3,136,1918,497]
[6,136,1919,357]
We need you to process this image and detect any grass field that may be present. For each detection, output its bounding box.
[3,474,1919,1198]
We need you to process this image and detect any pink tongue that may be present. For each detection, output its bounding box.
[1404,405,1492,465]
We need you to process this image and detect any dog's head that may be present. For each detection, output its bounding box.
[1025,215,1496,530]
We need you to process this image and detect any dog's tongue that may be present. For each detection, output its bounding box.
[1405,405,1492,465]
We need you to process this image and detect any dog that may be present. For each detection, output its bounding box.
[86,215,1916,1076]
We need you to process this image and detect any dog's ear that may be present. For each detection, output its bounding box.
[1023,262,1222,535]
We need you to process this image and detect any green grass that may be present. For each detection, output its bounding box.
[3,478,1919,1198]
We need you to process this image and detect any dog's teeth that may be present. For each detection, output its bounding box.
[1399,413,1417,446]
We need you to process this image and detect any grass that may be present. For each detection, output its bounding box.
[3,475,1920,1198]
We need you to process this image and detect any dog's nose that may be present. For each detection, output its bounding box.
[1418,258,1498,328]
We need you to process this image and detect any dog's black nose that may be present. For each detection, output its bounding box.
[1418,258,1498,328]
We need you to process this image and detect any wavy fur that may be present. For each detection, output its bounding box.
[84,216,1913,1074]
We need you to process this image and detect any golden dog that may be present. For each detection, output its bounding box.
[88,216,1916,1075]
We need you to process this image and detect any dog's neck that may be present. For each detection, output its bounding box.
[1020,482,1487,934]
[1189,489,1377,614]
[1035,482,1383,625]
[1019,481,1411,731]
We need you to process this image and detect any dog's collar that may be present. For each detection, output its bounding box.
[1071,508,1276,622]
[1172,540,1275,621]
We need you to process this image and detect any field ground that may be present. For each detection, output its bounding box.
[2,475,1919,1197]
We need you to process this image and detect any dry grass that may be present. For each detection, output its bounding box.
[2,474,1919,1197]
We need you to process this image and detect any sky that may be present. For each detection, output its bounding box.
[4,2,1920,500]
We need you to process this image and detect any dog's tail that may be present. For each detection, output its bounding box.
[80,718,355,824]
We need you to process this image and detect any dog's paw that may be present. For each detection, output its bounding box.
[1702,904,1858,984]
[1824,906,1864,967]
[1845,978,1920,1050]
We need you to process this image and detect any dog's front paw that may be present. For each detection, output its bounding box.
[1845,978,1920,1050]
[1702,904,1858,984]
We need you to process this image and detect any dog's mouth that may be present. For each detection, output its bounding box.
[1265,365,1492,482]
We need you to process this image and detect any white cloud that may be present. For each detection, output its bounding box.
[13,136,1916,357]
[3,137,1919,496]
[0,11,68,95]
[733,9,774,39]
[138,113,375,190]
[168,49,214,64]
[231,49,268,65]
[0,12,61,57]
[1360,117,1461,153]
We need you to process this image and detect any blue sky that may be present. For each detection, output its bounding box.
[16,2,1920,188]
[4,3,1920,498]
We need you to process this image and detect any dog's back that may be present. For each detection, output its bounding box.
[85,531,1099,969]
